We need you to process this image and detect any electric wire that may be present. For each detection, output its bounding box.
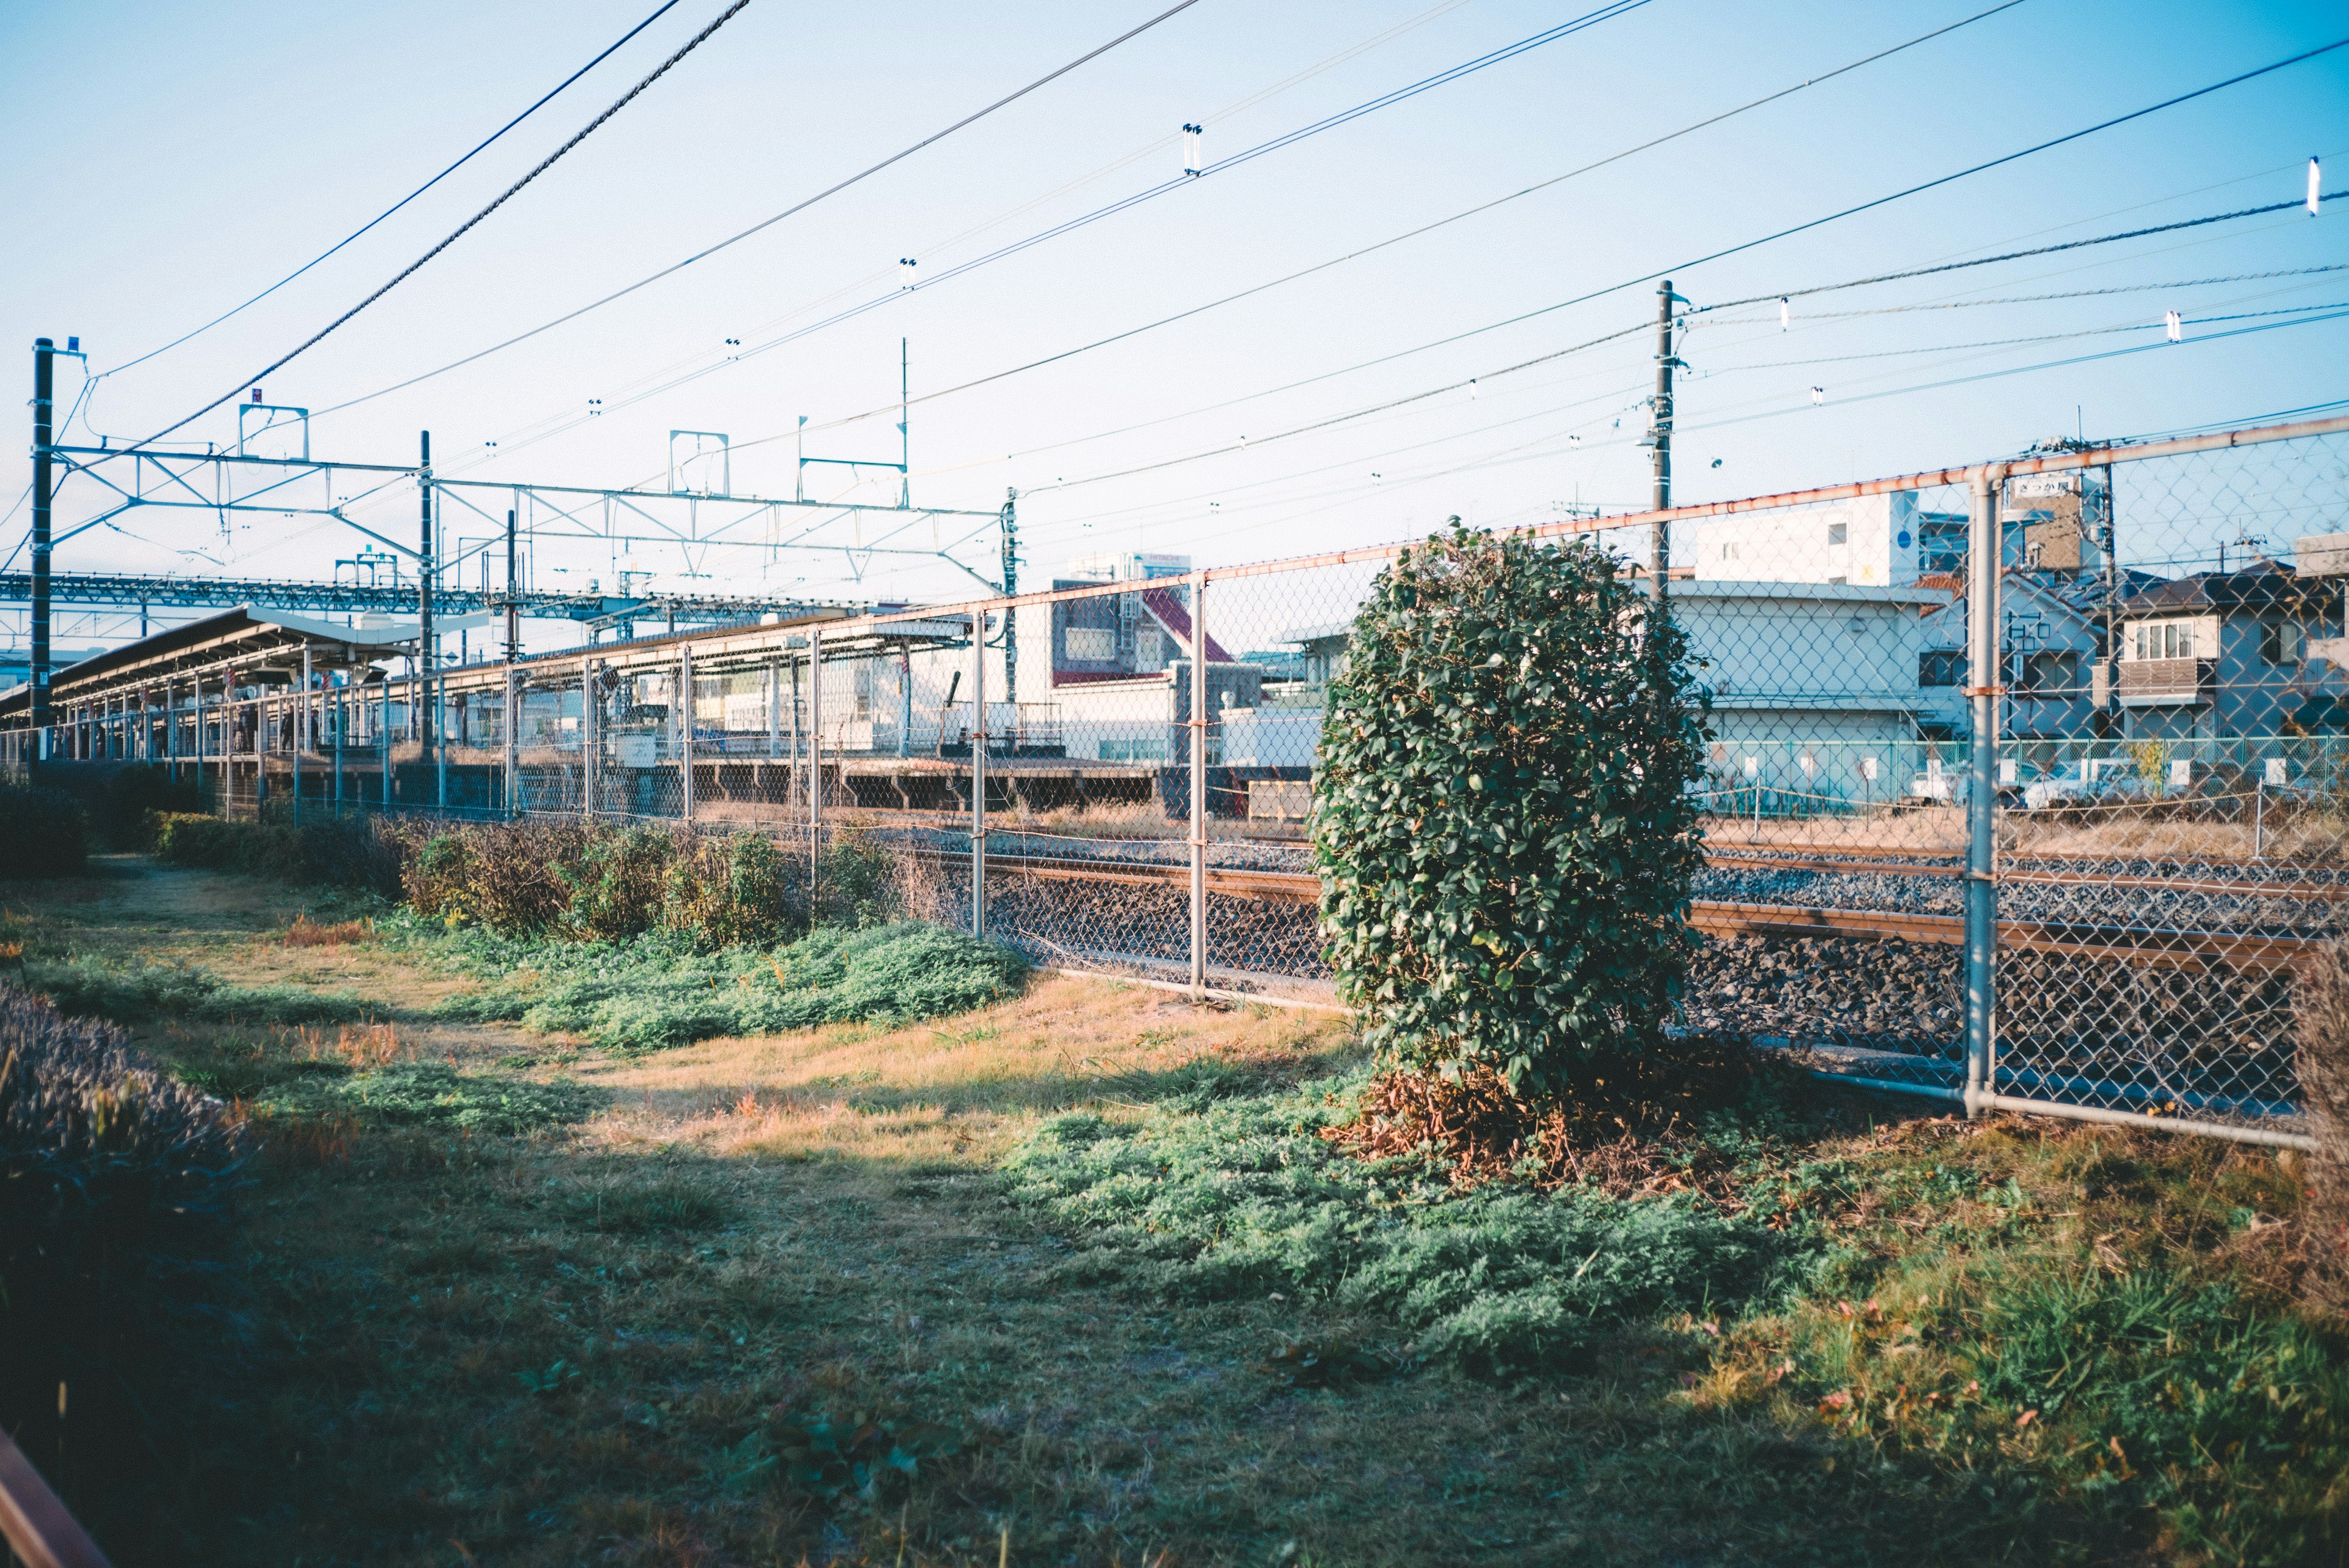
[317,0,1646,422]
[493,0,2024,470]
[751,92,2349,471]
[100,0,688,379]
[105,0,758,470]
[440,0,1480,471]
[308,0,1212,419]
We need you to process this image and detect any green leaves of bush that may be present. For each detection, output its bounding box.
[1314,526,1707,1098]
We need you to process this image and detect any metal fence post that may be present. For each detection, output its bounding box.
[294,645,310,825]
[581,658,598,818]
[678,643,695,823]
[1964,463,2005,1117]
[505,662,520,817]
[379,674,391,806]
[333,678,344,809]
[193,674,204,792]
[971,612,987,938]
[1189,571,1208,997]
[809,631,823,913]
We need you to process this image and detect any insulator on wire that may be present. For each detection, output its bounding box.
[1779,297,1791,332]
[2311,157,2323,217]
[2165,309,2183,343]
[1809,385,1824,404]
[899,258,918,290]
[1182,123,1203,178]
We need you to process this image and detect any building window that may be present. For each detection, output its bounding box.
[2132,620,2196,660]
[2020,650,2078,694]
[2260,619,2305,665]
[1920,650,1967,687]
[1827,522,1848,546]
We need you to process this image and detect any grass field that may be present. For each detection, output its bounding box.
[6,854,2342,1567]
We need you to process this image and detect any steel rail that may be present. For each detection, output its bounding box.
[924,846,2325,973]
[1702,849,2349,901]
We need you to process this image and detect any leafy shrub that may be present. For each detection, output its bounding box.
[151,809,401,894]
[0,981,243,1509]
[1313,526,1707,1098]
[97,765,204,848]
[250,1061,602,1134]
[1005,1071,1797,1377]
[2299,942,2349,1313]
[431,920,1028,1052]
[396,818,879,948]
[0,781,88,878]
[666,830,789,948]
[555,823,674,939]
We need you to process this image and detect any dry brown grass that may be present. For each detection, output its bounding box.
[281,913,373,947]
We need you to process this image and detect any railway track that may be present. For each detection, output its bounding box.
[919,847,2323,975]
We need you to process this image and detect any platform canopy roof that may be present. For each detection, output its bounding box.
[0,606,438,722]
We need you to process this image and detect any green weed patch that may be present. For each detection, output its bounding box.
[27,954,379,1027]
[251,1060,602,1134]
[1006,1071,1806,1377]
[425,920,1028,1051]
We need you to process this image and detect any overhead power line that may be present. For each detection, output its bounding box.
[319,0,1646,420]
[868,0,2027,406]
[311,0,1212,417]
[737,38,2347,468]
[101,0,688,379]
[443,0,1481,471]
[109,0,757,467]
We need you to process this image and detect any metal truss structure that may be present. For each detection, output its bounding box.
[0,570,856,630]
[15,330,1017,724]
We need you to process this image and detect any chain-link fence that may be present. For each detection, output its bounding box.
[12,415,2347,1148]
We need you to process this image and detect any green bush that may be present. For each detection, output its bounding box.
[0,781,89,878]
[150,809,401,894]
[1006,1071,1797,1377]
[97,765,204,847]
[1313,526,1707,1096]
[554,823,674,939]
[396,818,892,949]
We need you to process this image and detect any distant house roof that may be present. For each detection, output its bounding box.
[1139,585,1235,664]
[2118,557,2324,617]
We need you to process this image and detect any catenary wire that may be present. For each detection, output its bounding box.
[98,0,688,379]
[305,0,1215,420]
[316,0,1646,422]
[439,0,1482,472]
[102,0,758,469]
[512,0,2026,470]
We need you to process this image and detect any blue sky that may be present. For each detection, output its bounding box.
[2,0,2343,636]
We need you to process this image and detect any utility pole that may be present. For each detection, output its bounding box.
[1000,488,1019,708]
[417,432,434,780]
[1649,280,1682,600]
[503,507,521,664]
[899,336,911,508]
[30,338,55,764]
